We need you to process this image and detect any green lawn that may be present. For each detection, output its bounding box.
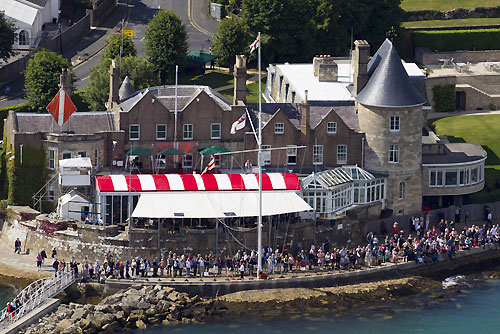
[179,70,233,89]
[221,78,267,104]
[430,114,500,203]
[401,0,500,12]
[403,17,500,28]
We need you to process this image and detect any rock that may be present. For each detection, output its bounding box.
[56,319,75,331]
[131,284,143,290]
[94,304,112,313]
[156,290,167,300]
[69,302,82,309]
[136,320,147,329]
[168,291,180,302]
[137,300,152,310]
[71,307,88,321]
[162,319,170,326]
[102,321,121,333]
[162,286,174,293]
[121,294,142,311]
[145,307,158,317]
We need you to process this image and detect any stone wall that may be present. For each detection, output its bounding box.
[90,0,116,27]
[0,54,33,87]
[424,76,457,115]
[42,14,91,53]
[416,47,500,66]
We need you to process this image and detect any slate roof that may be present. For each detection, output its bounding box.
[118,76,135,101]
[356,39,426,108]
[245,103,359,132]
[22,0,48,7]
[13,112,116,134]
[422,143,486,164]
[118,85,232,112]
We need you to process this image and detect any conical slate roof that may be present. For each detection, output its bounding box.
[119,76,135,101]
[356,40,426,108]
[367,39,392,76]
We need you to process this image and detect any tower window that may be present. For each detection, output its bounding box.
[389,144,399,163]
[399,181,405,200]
[390,116,400,132]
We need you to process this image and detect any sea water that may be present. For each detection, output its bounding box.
[0,286,17,308]
[134,277,500,334]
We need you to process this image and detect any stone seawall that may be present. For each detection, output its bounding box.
[103,246,500,297]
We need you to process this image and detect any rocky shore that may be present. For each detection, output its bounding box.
[17,276,442,333]
[19,284,227,334]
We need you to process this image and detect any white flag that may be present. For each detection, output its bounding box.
[230,113,246,134]
[249,35,260,53]
[201,156,215,175]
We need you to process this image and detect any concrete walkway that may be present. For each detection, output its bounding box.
[0,238,52,279]
[427,109,500,120]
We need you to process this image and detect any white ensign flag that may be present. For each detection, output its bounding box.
[230,113,246,134]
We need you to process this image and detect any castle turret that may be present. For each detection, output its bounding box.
[355,39,426,215]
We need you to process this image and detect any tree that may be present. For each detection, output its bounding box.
[212,17,249,68]
[145,10,187,83]
[84,56,160,110]
[101,33,137,60]
[0,11,16,62]
[24,49,71,113]
[241,0,316,63]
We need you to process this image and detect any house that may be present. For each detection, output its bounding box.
[0,0,60,49]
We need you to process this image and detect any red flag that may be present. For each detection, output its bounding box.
[46,88,77,126]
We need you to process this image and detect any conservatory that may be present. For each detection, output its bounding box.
[301,166,386,218]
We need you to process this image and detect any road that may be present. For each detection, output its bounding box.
[0,0,218,106]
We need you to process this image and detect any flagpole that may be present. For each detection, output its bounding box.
[174,65,179,167]
[257,31,263,277]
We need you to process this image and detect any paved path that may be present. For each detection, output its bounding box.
[427,110,500,120]
[0,238,51,277]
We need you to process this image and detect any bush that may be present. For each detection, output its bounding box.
[71,89,90,112]
[413,29,500,52]
[432,84,455,112]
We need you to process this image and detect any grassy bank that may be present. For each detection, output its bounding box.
[401,0,499,12]
[403,17,500,29]
[430,114,500,203]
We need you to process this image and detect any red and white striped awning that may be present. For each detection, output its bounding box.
[96,173,301,192]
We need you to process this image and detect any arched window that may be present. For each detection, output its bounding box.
[399,181,405,200]
[19,30,28,46]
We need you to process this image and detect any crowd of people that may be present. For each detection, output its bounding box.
[20,215,500,282]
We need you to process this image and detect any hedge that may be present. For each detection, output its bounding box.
[0,103,30,138]
[432,84,455,113]
[413,28,500,51]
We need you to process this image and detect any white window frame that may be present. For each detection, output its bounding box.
[399,181,405,200]
[390,116,400,132]
[262,145,271,165]
[182,154,193,168]
[49,149,55,170]
[286,145,297,165]
[129,124,140,141]
[156,124,167,140]
[327,122,337,134]
[77,151,87,158]
[337,145,347,164]
[211,123,221,139]
[275,123,284,134]
[388,144,399,163]
[313,145,323,165]
[183,124,193,140]
[214,154,221,167]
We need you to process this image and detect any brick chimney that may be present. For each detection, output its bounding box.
[318,56,338,82]
[233,55,247,104]
[108,59,120,110]
[353,40,370,94]
[301,90,310,137]
[59,68,72,92]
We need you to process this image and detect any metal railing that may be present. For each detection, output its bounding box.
[0,269,76,324]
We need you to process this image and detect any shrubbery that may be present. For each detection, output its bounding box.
[432,84,455,113]
[413,28,500,52]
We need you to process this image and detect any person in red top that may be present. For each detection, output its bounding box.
[392,222,399,235]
